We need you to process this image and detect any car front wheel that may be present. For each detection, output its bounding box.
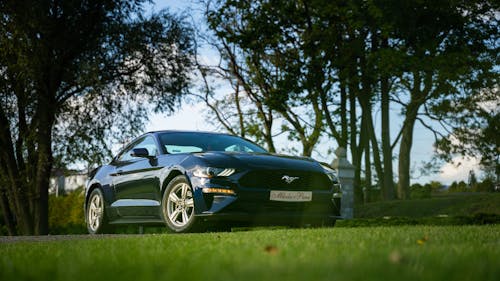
[86,188,113,234]
[162,175,199,233]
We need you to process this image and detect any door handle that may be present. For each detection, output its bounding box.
[116,169,124,175]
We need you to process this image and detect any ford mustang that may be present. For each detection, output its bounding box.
[84,131,342,233]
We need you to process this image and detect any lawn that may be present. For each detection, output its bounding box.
[1,225,499,281]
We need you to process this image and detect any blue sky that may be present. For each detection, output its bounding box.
[143,0,481,185]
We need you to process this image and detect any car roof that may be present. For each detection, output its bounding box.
[146,130,233,137]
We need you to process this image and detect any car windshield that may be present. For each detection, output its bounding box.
[158,132,268,154]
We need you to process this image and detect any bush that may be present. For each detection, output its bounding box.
[337,213,500,227]
[49,187,86,234]
[448,181,469,193]
[410,183,431,199]
[363,188,382,203]
[474,178,495,192]
[0,224,7,236]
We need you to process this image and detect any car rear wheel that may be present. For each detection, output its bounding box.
[162,175,199,233]
[86,188,113,234]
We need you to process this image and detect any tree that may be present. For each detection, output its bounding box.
[435,96,499,185]
[194,28,280,152]
[468,170,478,189]
[448,181,468,193]
[199,0,498,203]
[204,0,332,157]
[382,0,499,198]
[0,0,194,235]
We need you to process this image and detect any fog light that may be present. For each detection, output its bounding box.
[202,188,236,195]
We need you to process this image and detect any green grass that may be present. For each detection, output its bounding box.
[1,225,499,281]
[355,193,500,218]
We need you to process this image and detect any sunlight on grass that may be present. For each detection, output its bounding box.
[1,225,499,281]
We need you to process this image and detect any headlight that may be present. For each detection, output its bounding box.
[320,163,338,184]
[193,167,235,178]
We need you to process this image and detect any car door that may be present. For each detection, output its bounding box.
[111,135,162,217]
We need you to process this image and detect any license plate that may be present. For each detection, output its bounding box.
[269,190,312,202]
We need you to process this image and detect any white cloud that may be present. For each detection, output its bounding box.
[438,156,481,184]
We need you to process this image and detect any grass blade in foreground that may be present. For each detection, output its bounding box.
[1,225,499,281]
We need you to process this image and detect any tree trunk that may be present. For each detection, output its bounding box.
[340,83,348,148]
[355,114,366,204]
[359,95,384,199]
[221,41,277,153]
[397,102,420,199]
[367,118,383,196]
[234,88,245,138]
[280,93,322,158]
[349,89,364,204]
[364,128,371,203]
[33,77,57,235]
[381,72,395,200]
[320,87,342,146]
[34,124,52,235]
[0,186,16,235]
[0,108,35,235]
[263,125,276,153]
[357,92,372,203]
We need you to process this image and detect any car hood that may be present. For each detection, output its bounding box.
[192,151,324,172]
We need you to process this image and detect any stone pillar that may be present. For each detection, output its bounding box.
[331,147,355,219]
[55,170,65,197]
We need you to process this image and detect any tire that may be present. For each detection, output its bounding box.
[162,175,200,233]
[86,188,113,234]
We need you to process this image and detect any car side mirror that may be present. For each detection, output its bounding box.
[131,148,151,158]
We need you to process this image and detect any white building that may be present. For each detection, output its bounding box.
[49,170,87,196]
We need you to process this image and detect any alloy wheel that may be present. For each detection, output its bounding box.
[88,192,103,232]
[166,182,195,228]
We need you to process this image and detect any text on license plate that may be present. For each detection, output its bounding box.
[269,190,312,202]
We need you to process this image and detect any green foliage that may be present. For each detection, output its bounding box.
[48,189,86,234]
[410,183,431,199]
[474,178,496,192]
[436,111,500,182]
[428,181,443,191]
[448,181,470,193]
[1,226,499,281]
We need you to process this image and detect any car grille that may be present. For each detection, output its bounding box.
[238,170,332,191]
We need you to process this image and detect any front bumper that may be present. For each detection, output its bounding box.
[196,212,342,226]
[191,176,342,224]
[191,175,342,224]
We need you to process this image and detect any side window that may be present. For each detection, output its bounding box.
[117,146,135,162]
[134,136,158,156]
[117,136,158,162]
[225,144,255,153]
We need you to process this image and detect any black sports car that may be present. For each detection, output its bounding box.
[84,131,342,233]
